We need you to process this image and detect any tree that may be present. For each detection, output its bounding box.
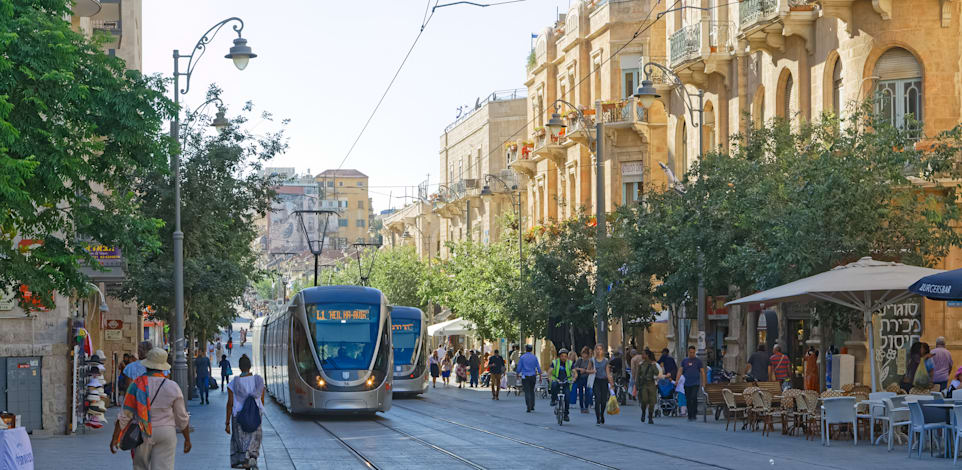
[121,88,284,341]
[0,0,174,307]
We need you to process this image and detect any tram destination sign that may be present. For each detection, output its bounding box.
[309,306,372,322]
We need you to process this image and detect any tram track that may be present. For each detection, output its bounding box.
[314,420,380,470]
[391,403,621,469]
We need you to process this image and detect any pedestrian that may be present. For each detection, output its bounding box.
[947,366,962,396]
[194,349,212,405]
[240,328,247,347]
[745,344,770,382]
[634,350,659,424]
[488,349,505,400]
[803,347,819,391]
[429,350,441,388]
[455,361,467,388]
[208,341,216,363]
[227,337,234,358]
[547,349,574,422]
[588,344,613,425]
[573,347,593,414]
[657,348,677,380]
[219,354,233,391]
[468,350,481,388]
[480,352,490,387]
[441,352,453,387]
[901,342,924,393]
[226,354,265,469]
[932,336,954,392]
[435,344,446,367]
[110,348,191,468]
[509,345,520,370]
[515,344,542,412]
[768,345,791,390]
[678,346,706,421]
[216,338,224,362]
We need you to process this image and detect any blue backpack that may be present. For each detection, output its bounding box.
[236,394,261,433]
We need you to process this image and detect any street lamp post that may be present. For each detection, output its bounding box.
[169,17,256,399]
[545,99,608,349]
[634,62,708,365]
[480,173,522,349]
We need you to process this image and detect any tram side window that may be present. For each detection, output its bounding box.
[293,318,320,379]
[372,316,390,371]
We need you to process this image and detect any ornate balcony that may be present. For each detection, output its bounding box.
[670,23,700,67]
[531,128,566,166]
[507,141,536,177]
[737,0,816,54]
[669,20,734,87]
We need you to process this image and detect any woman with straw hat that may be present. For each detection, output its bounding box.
[110,348,191,469]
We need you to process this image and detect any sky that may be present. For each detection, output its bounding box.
[142,0,572,213]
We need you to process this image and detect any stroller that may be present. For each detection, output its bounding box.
[654,378,679,417]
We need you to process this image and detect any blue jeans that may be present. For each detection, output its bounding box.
[197,375,209,402]
[575,376,592,410]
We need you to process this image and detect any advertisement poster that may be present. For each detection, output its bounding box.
[873,297,923,390]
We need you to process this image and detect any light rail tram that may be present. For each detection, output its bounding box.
[251,285,392,414]
[390,306,428,395]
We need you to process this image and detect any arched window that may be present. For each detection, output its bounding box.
[777,70,794,120]
[874,47,923,132]
[832,57,842,115]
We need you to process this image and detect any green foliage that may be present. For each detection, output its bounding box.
[120,87,284,341]
[526,49,536,69]
[0,0,174,307]
[618,108,962,331]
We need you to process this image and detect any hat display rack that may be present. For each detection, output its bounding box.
[72,318,107,433]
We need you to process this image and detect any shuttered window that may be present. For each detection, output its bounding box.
[874,48,923,135]
[832,58,842,115]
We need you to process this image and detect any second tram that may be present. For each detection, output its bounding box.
[390,306,428,395]
[251,285,392,414]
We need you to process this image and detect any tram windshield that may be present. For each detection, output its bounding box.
[307,303,379,371]
[392,319,420,366]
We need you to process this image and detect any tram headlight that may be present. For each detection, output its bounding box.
[315,376,326,388]
[365,377,374,388]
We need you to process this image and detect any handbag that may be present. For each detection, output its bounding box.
[119,378,166,451]
[913,359,932,388]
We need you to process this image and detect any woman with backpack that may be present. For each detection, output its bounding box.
[226,354,264,469]
[219,354,233,391]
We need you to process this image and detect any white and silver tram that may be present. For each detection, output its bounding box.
[390,306,428,395]
[251,286,392,414]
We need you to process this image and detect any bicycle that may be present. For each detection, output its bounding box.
[553,379,571,426]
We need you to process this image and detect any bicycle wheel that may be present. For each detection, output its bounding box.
[556,399,564,426]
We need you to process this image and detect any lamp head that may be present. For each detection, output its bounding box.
[211,108,229,131]
[401,230,412,240]
[545,112,566,136]
[225,37,257,71]
[480,185,493,196]
[634,80,660,108]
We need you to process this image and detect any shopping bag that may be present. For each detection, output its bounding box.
[209,376,218,390]
[500,375,507,389]
[606,394,620,415]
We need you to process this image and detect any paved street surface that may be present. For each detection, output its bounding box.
[32,318,957,469]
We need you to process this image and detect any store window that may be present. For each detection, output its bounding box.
[874,47,923,135]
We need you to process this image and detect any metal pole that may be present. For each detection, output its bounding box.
[170,50,189,400]
[314,253,319,287]
[517,192,524,354]
[594,100,607,349]
[696,89,706,366]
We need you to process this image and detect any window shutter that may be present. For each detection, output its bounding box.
[875,48,921,80]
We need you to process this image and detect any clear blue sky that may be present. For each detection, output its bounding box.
[143,0,571,212]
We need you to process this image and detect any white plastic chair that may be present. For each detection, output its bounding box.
[951,405,962,464]
[864,391,896,445]
[884,397,910,451]
[952,389,962,401]
[907,401,950,458]
[822,396,858,446]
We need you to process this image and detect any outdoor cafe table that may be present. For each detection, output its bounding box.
[920,402,958,458]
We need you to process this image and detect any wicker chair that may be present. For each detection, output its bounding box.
[753,390,783,436]
[803,390,821,440]
[722,388,748,432]
[781,389,806,436]
[885,382,907,395]
[743,386,761,431]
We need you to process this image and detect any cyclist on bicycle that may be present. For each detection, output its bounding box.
[547,348,575,422]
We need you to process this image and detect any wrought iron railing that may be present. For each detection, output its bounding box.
[444,88,528,132]
[670,23,701,66]
[739,0,777,28]
[709,21,736,50]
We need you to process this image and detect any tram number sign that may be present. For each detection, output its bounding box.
[314,309,370,321]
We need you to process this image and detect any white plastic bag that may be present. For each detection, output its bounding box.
[675,375,686,393]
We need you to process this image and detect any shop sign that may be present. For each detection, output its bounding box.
[105,319,124,330]
[620,161,644,177]
[104,330,122,341]
[85,244,121,261]
[873,297,923,389]
[948,301,962,308]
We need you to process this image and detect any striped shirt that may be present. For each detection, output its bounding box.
[770,353,790,381]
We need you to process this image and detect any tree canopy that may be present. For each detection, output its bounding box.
[0,0,173,307]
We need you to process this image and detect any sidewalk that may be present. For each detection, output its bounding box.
[32,318,277,469]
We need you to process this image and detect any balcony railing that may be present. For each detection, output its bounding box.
[739,0,778,29]
[444,88,528,132]
[670,23,701,66]
[709,21,736,50]
[91,18,121,34]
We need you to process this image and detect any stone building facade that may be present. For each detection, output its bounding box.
[381,201,440,261]
[436,90,528,257]
[315,169,374,248]
[663,0,962,387]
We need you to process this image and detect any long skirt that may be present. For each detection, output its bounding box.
[230,417,263,468]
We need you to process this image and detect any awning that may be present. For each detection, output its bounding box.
[427,317,476,337]
[727,257,942,391]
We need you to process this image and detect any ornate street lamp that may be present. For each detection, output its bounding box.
[294,210,338,287]
[168,17,256,399]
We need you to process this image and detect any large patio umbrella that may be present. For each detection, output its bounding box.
[427,318,476,337]
[909,267,962,300]
[726,257,943,391]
